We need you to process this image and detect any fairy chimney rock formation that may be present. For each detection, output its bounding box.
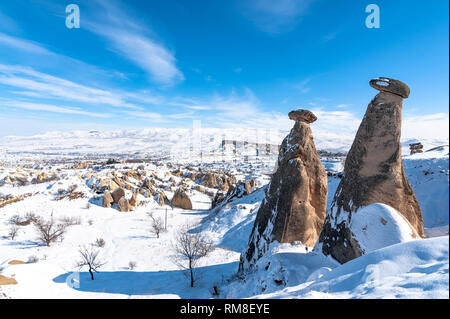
[316,77,425,264]
[239,109,328,272]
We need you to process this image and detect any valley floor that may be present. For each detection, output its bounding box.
[0,147,448,299]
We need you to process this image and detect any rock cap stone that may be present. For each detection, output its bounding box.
[369,77,410,98]
[288,109,317,123]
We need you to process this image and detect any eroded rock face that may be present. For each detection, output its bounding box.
[316,78,425,264]
[239,109,328,272]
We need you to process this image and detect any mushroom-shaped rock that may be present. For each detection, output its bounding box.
[171,188,193,210]
[288,109,317,123]
[102,191,114,208]
[316,78,424,264]
[369,77,410,98]
[239,109,328,272]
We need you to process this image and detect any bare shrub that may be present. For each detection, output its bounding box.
[147,212,165,238]
[8,213,36,226]
[55,185,85,201]
[76,246,105,280]
[67,191,86,200]
[128,261,137,270]
[67,184,78,193]
[95,238,105,248]
[59,216,82,227]
[173,224,214,287]
[24,212,38,223]
[28,255,39,263]
[33,215,66,247]
[8,214,22,225]
[0,193,13,201]
[8,225,19,240]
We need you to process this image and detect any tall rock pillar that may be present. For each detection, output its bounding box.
[317,77,425,264]
[239,109,328,271]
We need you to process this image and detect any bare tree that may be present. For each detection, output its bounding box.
[76,246,105,280]
[173,225,214,287]
[33,215,66,247]
[128,261,137,270]
[148,212,165,238]
[95,238,106,248]
[8,225,19,240]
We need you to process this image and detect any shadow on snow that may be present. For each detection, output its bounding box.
[52,261,238,298]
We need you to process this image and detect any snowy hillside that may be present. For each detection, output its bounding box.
[0,135,448,299]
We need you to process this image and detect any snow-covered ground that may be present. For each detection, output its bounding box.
[0,135,448,299]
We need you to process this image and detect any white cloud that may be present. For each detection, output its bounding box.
[323,32,338,42]
[310,108,361,134]
[296,79,311,94]
[0,32,53,55]
[85,0,184,86]
[1,100,111,118]
[98,29,184,86]
[0,33,114,80]
[0,64,144,109]
[241,0,316,34]
[124,111,166,121]
[403,113,449,140]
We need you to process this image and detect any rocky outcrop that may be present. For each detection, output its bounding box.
[102,191,114,208]
[111,188,125,204]
[141,178,153,190]
[129,191,138,207]
[316,78,425,264]
[244,181,252,195]
[155,190,169,207]
[117,197,130,212]
[239,109,328,271]
[0,193,33,208]
[171,188,193,210]
[31,172,58,184]
[211,191,226,208]
[109,180,120,192]
[212,180,256,210]
[409,142,423,155]
[202,173,218,188]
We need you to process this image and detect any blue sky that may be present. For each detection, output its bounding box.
[0,0,448,138]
